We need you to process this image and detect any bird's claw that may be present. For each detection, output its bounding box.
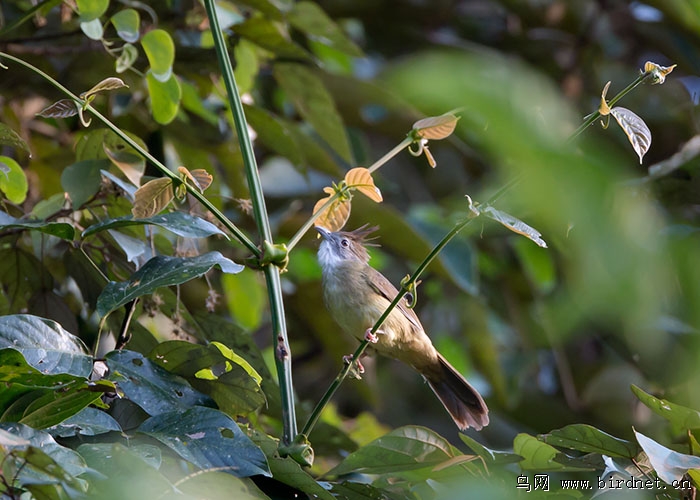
[343,354,364,379]
[364,328,384,344]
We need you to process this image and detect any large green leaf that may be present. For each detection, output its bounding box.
[60,158,110,208]
[138,406,270,477]
[111,8,140,43]
[97,251,243,317]
[233,17,310,60]
[540,424,639,459]
[175,471,269,500]
[0,349,113,429]
[459,434,522,465]
[514,433,593,472]
[48,407,122,438]
[287,2,362,57]
[141,29,175,81]
[0,314,91,376]
[105,350,213,416]
[149,341,265,415]
[0,210,74,240]
[83,212,227,239]
[327,426,460,476]
[632,384,700,430]
[274,63,352,162]
[146,72,181,125]
[76,0,108,21]
[0,155,28,204]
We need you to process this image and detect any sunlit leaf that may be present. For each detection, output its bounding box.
[76,0,108,22]
[480,206,547,248]
[541,424,639,459]
[111,8,140,43]
[0,156,28,204]
[313,187,351,231]
[97,252,244,316]
[104,144,144,187]
[345,167,382,202]
[610,107,652,164]
[599,81,611,116]
[132,177,174,218]
[634,429,700,484]
[412,113,460,140]
[146,72,181,125]
[141,29,175,82]
[178,166,213,192]
[81,77,129,99]
[0,123,30,154]
[80,18,103,40]
[644,61,676,84]
[116,43,138,73]
[631,385,700,430]
[514,433,592,472]
[37,99,79,119]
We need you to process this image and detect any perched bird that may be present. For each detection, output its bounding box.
[316,225,489,431]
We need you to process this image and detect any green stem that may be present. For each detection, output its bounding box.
[368,137,413,174]
[569,72,653,141]
[202,0,297,443]
[300,213,478,437]
[0,51,260,257]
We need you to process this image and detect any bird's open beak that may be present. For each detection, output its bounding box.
[315,225,331,239]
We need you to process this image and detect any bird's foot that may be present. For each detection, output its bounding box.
[364,328,384,344]
[343,354,365,379]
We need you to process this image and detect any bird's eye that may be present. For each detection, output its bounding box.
[340,239,350,247]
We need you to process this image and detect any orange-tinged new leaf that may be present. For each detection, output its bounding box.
[178,166,213,192]
[644,61,676,84]
[412,113,460,140]
[132,177,174,218]
[481,206,547,248]
[313,193,351,232]
[610,107,651,164]
[345,167,382,202]
[599,81,612,116]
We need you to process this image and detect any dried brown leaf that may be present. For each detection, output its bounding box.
[132,177,174,218]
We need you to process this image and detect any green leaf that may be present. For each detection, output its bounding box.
[222,270,266,331]
[111,8,140,43]
[514,433,593,472]
[48,407,122,438]
[116,42,139,73]
[97,251,243,316]
[244,104,304,167]
[327,426,458,476]
[0,210,75,240]
[459,434,523,465]
[83,212,226,239]
[176,471,268,500]
[0,155,28,204]
[0,314,91,376]
[631,384,700,430]
[287,2,362,57]
[233,17,311,60]
[138,406,270,477]
[105,350,213,416]
[0,123,30,153]
[149,341,265,415]
[541,424,639,459]
[60,159,111,208]
[233,39,259,95]
[141,29,175,81]
[274,63,352,162]
[146,72,181,125]
[0,349,112,429]
[76,0,109,21]
[635,429,700,484]
[80,18,104,40]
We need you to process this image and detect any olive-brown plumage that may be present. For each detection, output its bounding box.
[316,225,489,431]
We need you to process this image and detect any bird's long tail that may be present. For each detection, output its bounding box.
[423,353,489,431]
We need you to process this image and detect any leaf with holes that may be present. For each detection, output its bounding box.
[412,113,460,140]
[610,107,651,164]
[345,167,382,203]
[96,252,244,316]
[105,350,213,416]
[37,99,78,119]
[480,206,547,248]
[313,187,350,231]
[81,77,129,100]
[132,177,174,218]
[139,406,270,477]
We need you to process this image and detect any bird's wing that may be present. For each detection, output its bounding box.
[363,266,423,330]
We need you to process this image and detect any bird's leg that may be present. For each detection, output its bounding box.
[364,328,384,344]
[343,352,369,379]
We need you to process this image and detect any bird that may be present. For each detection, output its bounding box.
[316,224,489,431]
